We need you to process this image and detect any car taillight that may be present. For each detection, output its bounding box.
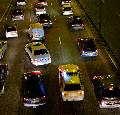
[24,98,29,102]
[77,91,84,95]
[62,92,67,96]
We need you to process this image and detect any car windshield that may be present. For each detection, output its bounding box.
[7,27,16,32]
[66,72,79,76]
[23,75,46,98]
[35,5,44,9]
[64,84,81,91]
[102,87,120,98]
[63,7,72,11]
[72,18,83,24]
[34,49,48,55]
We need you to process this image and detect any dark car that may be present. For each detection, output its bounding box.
[92,75,120,108]
[70,16,84,31]
[22,71,47,108]
[78,38,98,57]
[0,64,8,95]
[38,14,52,28]
[11,8,24,21]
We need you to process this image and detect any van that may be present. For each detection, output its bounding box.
[28,23,45,41]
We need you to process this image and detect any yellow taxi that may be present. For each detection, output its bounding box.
[58,64,84,101]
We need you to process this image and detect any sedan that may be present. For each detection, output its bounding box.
[70,16,84,31]
[0,41,7,60]
[22,71,47,108]
[5,26,18,38]
[38,14,52,28]
[25,41,51,66]
[11,8,24,21]
[34,2,47,15]
[78,38,98,57]
[92,75,120,108]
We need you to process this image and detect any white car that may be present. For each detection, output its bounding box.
[62,4,73,16]
[11,9,24,21]
[5,26,18,38]
[25,41,51,66]
[17,0,26,6]
[34,3,47,15]
[0,41,7,60]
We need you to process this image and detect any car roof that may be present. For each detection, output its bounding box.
[27,42,46,50]
[80,38,96,50]
[30,23,43,28]
[63,4,71,7]
[93,75,118,89]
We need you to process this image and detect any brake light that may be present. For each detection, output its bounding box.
[31,71,42,75]
[62,92,67,96]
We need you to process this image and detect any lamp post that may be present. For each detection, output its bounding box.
[99,0,101,34]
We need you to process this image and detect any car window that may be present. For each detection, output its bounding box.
[34,49,48,55]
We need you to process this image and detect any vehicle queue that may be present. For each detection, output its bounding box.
[0,0,120,110]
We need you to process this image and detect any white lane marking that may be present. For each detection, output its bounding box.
[59,36,61,45]
[105,49,118,69]
[51,2,52,6]
[0,0,13,22]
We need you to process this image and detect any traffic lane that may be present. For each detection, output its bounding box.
[0,1,33,114]
[0,32,26,115]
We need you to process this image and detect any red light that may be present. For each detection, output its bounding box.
[31,71,42,75]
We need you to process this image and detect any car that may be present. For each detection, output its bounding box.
[34,2,47,15]
[5,25,18,38]
[38,14,52,28]
[0,64,8,95]
[70,16,84,31]
[22,71,47,107]
[78,38,98,57]
[38,0,48,6]
[11,8,24,21]
[92,75,120,108]
[58,64,84,101]
[62,4,73,18]
[25,41,51,66]
[28,22,45,41]
[17,0,26,6]
[60,0,71,5]
[0,41,7,60]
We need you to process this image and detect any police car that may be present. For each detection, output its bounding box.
[92,75,120,108]
[25,41,51,66]
[58,64,84,101]
[0,41,7,60]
